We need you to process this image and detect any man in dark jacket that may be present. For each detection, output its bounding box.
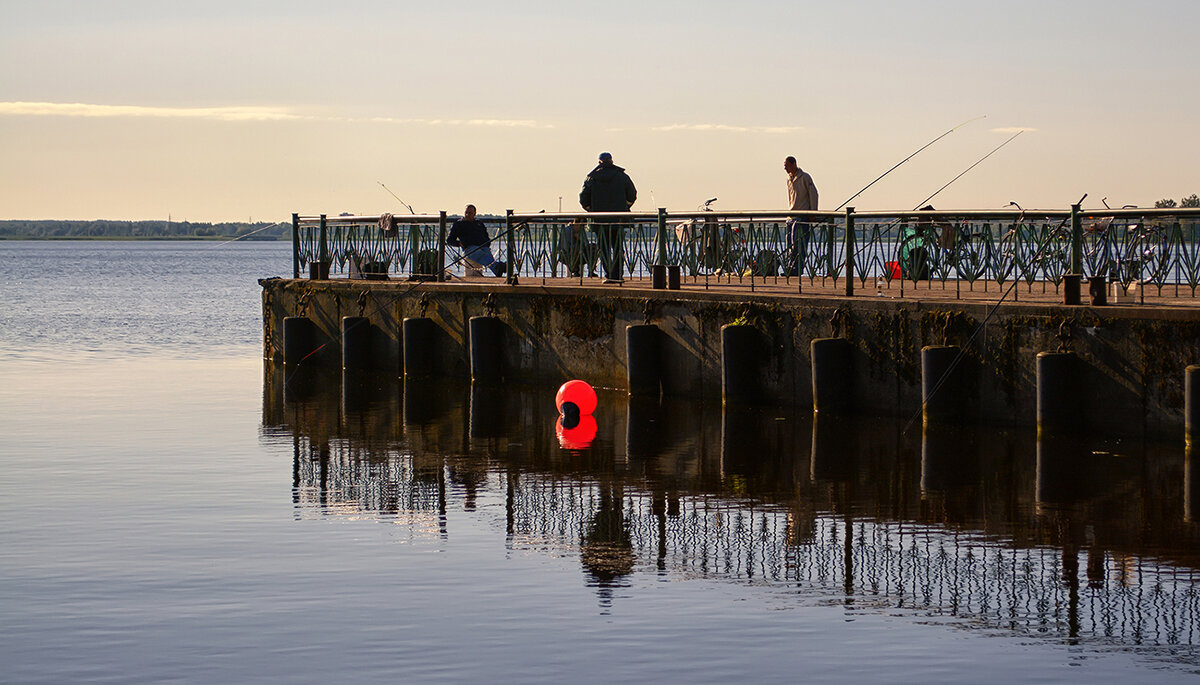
[579,152,636,282]
[447,204,506,277]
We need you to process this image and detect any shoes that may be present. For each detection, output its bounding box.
[491,261,508,277]
[603,278,624,284]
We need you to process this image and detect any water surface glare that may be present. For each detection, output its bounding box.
[1,241,1198,683]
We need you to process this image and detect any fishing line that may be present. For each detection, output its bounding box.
[835,116,985,212]
[899,194,1086,436]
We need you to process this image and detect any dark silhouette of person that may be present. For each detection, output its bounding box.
[579,152,637,283]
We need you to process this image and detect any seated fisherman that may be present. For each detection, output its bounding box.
[447,204,506,277]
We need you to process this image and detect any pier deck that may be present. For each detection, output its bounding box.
[448,274,1200,310]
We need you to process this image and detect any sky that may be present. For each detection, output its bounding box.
[1,0,1196,221]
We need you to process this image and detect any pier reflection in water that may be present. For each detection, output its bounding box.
[263,363,1200,656]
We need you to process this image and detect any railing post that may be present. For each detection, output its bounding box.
[408,221,419,278]
[505,210,517,285]
[1070,203,1083,275]
[291,212,300,279]
[844,207,855,296]
[826,212,836,280]
[550,221,560,278]
[318,214,328,265]
[656,208,667,266]
[437,211,448,282]
[1061,203,1084,304]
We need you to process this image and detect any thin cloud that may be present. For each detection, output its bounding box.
[0,101,304,121]
[366,116,550,128]
[0,101,551,128]
[651,123,804,134]
[991,126,1038,133]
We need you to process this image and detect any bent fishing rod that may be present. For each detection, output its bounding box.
[899,193,1087,436]
[835,115,986,212]
[377,181,417,215]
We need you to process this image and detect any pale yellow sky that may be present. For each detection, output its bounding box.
[1,1,1196,221]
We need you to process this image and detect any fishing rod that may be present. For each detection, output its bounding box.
[835,115,985,211]
[900,193,1087,436]
[377,181,417,214]
[207,221,284,248]
[910,130,1023,210]
[846,129,1025,265]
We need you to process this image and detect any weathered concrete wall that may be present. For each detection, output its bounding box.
[261,278,1199,436]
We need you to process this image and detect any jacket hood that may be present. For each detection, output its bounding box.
[590,163,625,180]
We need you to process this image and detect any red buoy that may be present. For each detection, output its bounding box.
[555,379,597,416]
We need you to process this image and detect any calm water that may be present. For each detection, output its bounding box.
[1,241,1198,683]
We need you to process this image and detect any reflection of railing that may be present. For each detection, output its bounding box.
[269,366,1200,656]
[292,208,1200,295]
[292,439,446,521]
[289,435,1200,650]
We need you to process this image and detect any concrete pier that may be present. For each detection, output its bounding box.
[262,277,1200,437]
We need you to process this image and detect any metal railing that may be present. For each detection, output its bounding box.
[292,207,1200,296]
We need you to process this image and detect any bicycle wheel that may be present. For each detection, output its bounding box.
[1033,228,1071,283]
[898,226,934,280]
[996,229,1023,283]
[953,230,986,282]
[1133,227,1171,285]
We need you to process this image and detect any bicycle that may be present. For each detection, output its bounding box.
[895,206,954,281]
[1083,199,1170,287]
[998,205,1077,285]
[951,222,998,284]
[673,198,747,276]
[992,203,1073,285]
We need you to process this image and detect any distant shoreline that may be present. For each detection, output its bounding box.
[0,219,289,241]
[0,235,284,241]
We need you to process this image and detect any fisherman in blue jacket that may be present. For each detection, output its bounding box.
[579,152,637,283]
[447,204,506,277]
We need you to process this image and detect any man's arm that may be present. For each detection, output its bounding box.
[625,175,637,209]
[807,175,819,211]
[579,179,592,211]
[446,221,462,247]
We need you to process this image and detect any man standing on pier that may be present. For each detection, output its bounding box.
[447,204,506,277]
[784,156,819,277]
[580,152,637,283]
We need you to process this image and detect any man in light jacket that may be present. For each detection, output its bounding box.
[785,156,818,277]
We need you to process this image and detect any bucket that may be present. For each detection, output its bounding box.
[885,261,901,279]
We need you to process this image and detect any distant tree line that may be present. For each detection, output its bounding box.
[0,219,290,240]
[1155,194,1200,209]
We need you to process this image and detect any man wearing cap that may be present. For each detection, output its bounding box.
[579,152,637,283]
[784,156,818,277]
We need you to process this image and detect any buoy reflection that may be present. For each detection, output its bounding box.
[556,413,598,450]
